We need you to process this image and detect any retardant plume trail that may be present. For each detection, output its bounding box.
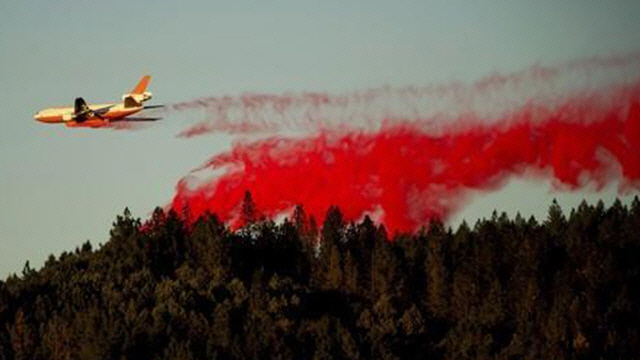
[170,52,640,137]
[170,80,640,233]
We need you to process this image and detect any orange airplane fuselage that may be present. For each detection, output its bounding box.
[34,104,144,127]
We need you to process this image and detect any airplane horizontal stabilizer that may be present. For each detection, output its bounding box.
[121,117,163,122]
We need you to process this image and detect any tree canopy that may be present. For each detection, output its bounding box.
[1,197,639,359]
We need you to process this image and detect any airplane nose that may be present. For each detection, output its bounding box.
[34,112,47,122]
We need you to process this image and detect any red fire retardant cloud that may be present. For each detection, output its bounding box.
[170,52,640,138]
[170,80,640,233]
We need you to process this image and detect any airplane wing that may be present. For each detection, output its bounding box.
[74,97,91,118]
[93,105,114,115]
[73,97,114,121]
[92,105,114,119]
[143,105,165,110]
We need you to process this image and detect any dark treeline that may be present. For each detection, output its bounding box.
[1,195,639,359]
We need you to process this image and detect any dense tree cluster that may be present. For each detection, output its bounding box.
[1,196,639,359]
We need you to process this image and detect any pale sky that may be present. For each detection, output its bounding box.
[1,0,640,277]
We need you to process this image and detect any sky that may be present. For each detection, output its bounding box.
[1,0,640,277]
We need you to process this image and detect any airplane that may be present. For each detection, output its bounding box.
[34,75,164,127]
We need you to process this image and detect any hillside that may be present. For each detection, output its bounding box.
[1,197,639,359]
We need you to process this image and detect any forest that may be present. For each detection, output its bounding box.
[1,194,639,359]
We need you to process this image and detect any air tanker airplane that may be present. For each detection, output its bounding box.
[34,75,163,127]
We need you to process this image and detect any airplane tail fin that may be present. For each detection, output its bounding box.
[123,75,153,107]
[131,75,151,94]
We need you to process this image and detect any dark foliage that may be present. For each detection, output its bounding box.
[1,198,639,359]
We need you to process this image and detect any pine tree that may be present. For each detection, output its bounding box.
[292,204,308,233]
[322,205,345,247]
[325,243,343,290]
[426,220,449,318]
[241,190,257,226]
[342,251,359,294]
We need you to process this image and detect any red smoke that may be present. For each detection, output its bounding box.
[170,52,640,138]
[170,80,640,233]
